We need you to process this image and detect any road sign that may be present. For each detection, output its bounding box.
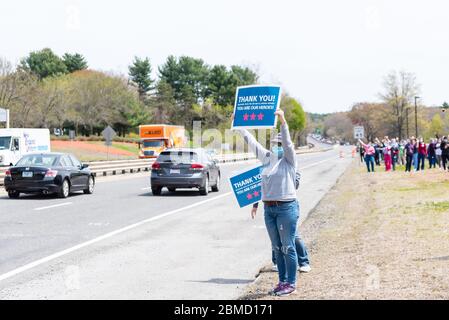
[354,126,364,139]
[231,85,281,129]
[229,165,263,208]
[0,108,10,128]
[102,126,116,146]
[69,130,76,140]
[0,108,6,122]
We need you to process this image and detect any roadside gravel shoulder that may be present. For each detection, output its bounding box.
[241,163,449,300]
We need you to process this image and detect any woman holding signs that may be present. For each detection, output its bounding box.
[233,109,307,297]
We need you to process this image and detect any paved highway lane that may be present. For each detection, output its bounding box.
[0,146,353,299]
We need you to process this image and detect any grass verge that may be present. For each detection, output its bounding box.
[240,163,449,299]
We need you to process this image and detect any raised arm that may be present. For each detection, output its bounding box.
[237,129,271,163]
[276,109,296,166]
[232,114,270,163]
[358,139,368,148]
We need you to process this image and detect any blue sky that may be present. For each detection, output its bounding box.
[1,0,448,113]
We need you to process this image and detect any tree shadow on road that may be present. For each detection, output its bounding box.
[186,278,254,285]
[1,192,86,201]
[238,292,270,300]
[137,190,218,197]
[413,255,449,262]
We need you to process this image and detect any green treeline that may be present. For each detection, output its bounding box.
[0,48,306,143]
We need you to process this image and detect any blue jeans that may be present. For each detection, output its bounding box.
[272,234,310,267]
[413,153,419,171]
[264,200,299,285]
[364,155,375,172]
[392,155,397,171]
[417,153,425,171]
[429,154,436,168]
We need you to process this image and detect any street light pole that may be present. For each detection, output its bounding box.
[406,108,409,138]
[414,96,420,138]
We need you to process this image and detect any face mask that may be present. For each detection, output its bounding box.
[271,145,284,158]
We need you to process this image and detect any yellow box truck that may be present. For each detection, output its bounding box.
[138,124,185,158]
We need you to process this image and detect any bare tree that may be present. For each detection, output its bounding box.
[35,77,65,128]
[323,112,353,141]
[0,59,41,127]
[0,58,19,108]
[348,102,394,142]
[380,70,420,139]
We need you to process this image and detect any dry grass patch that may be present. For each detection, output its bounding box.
[241,164,449,300]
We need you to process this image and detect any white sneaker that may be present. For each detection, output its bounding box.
[299,265,311,273]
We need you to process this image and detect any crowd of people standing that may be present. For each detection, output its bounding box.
[358,136,449,173]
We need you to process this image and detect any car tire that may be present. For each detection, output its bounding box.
[168,187,176,192]
[8,190,20,199]
[152,186,162,196]
[83,176,95,194]
[199,175,209,196]
[58,179,70,198]
[211,174,220,192]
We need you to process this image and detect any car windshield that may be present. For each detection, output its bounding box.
[143,140,164,147]
[0,136,11,150]
[157,151,199,163]
[16,154,59,167]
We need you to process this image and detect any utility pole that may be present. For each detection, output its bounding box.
[414,96,420,138]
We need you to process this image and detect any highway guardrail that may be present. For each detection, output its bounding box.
[0,147,327,185]
[0,153,254,184]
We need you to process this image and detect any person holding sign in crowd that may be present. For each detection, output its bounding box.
[358,139,375,172]
[232,109,305,297]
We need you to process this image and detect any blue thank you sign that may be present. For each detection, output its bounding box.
[231,85,281,129]
[229,166,263,208]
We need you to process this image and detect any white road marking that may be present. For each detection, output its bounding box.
[0,192,232,283]
[219,159,258,166]
[88,222,110,227]
[300,157,337,170]
[34,202,73,211]
[0,154,340,283]
[141,187,151,191]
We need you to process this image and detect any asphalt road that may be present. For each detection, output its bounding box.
[0,144,353,299]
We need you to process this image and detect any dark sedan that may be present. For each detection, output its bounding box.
[150,148,220,196]
[4,153,95,199]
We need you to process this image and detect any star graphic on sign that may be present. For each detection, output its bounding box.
[246,193,253,200]
[250,113,256,120]
[243,113,249,121]
[253,191,260,197]
[257,113,264,120]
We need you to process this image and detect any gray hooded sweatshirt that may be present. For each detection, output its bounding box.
[237,123,297,201]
